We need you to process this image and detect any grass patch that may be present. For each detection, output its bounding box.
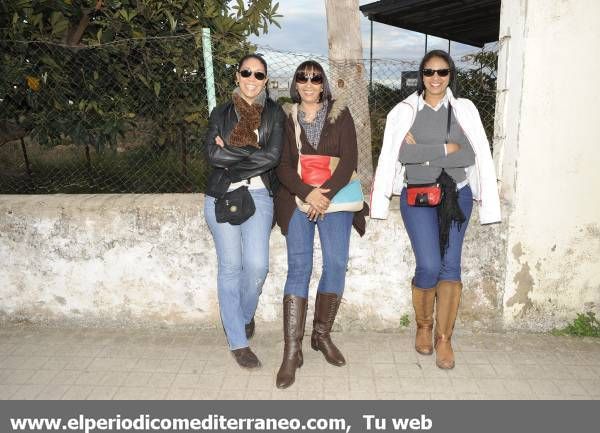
[399,314,410,328]
[552,312,600,337]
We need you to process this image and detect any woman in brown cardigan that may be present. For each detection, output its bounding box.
[274,60,367,388]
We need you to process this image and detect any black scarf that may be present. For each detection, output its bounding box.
[437,170,466,257]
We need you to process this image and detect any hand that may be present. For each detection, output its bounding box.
[446,142,461,154]
[215,136,224,148]
[305,188,330,215]
[306,205,325,222]
[404,132,416,145]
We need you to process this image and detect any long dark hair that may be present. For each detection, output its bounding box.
[416,50,459,97]
[289,60,333,104]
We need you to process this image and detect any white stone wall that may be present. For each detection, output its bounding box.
[496,0,600,329]
[0,194,504,330]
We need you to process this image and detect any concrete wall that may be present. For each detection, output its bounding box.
[0,194,504,331]
[495,0,600,330]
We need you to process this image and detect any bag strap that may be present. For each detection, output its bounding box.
[445,101,452,144]
[290,103,303,155]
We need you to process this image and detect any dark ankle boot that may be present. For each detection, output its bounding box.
[310,292,345,366]
[434,280,462,369]
[276,295,308,389]
[231,347,261,369]
[412,283,436,355]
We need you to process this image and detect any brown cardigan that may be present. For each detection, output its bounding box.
[275,99,367,236]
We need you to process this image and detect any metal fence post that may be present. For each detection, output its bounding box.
[202,28,216,114]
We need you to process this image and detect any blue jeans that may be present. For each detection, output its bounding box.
[204,188,273,350]
[400,185,473,289]
[283,208,354,298]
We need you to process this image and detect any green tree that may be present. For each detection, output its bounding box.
[0,0,281,191]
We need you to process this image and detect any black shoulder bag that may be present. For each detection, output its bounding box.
[214,184,255,225]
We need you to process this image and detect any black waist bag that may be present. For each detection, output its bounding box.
[214,186,255,225]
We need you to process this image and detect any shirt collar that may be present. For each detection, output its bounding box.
[418,91,449,112]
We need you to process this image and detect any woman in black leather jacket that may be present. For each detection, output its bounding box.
[204,54,285,369]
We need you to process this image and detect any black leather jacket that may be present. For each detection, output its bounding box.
[205,97,285,198]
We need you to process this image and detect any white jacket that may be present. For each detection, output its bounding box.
[370,89,501,224]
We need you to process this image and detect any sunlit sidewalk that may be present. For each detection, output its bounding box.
[1,324,599,400]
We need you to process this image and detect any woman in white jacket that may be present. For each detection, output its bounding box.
[370,50,501,369]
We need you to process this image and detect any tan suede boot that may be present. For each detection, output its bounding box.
[310,292,346,366]
[434,280,462,369]
[276,295,308,389]
[412,283,436,355]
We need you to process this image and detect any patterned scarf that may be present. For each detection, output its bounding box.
[228,88,266,148]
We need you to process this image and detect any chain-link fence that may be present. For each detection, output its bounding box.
[0,33,497,194]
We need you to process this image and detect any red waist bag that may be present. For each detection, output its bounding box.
[406,183,442,207]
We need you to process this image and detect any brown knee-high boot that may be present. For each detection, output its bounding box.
[276,295,308,389]
[412,283,436,355]
[310,292,346,366]
[434,280,462,369]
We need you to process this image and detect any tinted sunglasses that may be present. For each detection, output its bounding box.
[422,68,451,77]
[295,71,324,84]
[239,69,267,80]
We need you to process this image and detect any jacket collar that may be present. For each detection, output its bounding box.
[283,95,347,124]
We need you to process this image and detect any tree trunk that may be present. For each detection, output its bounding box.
[85,144,92,175]
[64,1,104,47]
[325,0,373,185]
[20,137,32,178]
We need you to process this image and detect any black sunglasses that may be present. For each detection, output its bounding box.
[422,68,451,77]
[295,71,324,84]
[239,69,267,80]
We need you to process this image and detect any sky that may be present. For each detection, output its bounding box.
[248,0,485,62]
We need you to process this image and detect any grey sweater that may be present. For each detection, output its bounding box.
[398,104,475,184]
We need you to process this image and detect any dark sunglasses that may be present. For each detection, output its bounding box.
[239,69,266,80]
[422,68,451,77]
[295,71,324,84]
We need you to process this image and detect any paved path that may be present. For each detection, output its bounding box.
[1,325,599,400]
